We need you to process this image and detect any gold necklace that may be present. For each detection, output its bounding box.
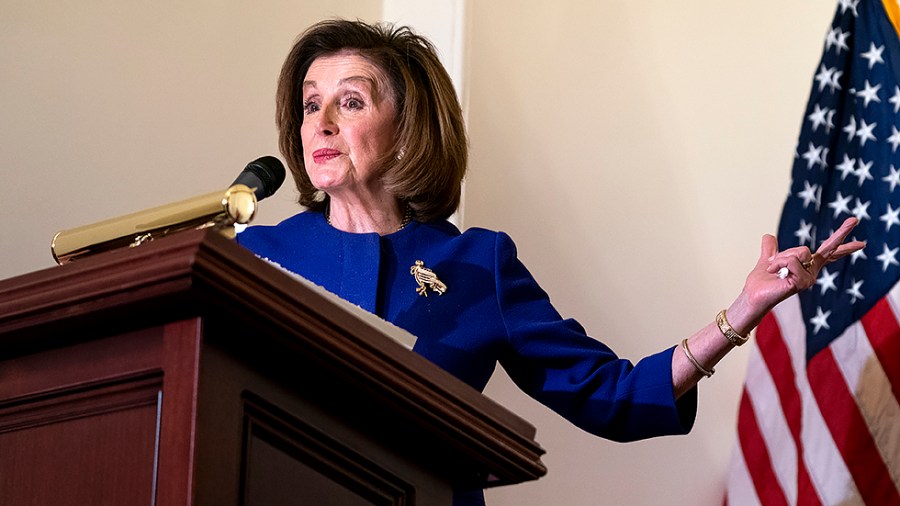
[326,204,412,232]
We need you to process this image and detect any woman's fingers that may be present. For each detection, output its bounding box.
[787,255,816,288]
[829,240,867,261]
[815,217,861,262]
[763,217,864,276]
[743,218,864,313]
[766,245,814,274]
[758,234,779,268]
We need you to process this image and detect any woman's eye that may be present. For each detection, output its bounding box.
[345,98,364,110]
[302,101,320,115]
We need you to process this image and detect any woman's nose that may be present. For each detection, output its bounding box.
[317,106,338,136]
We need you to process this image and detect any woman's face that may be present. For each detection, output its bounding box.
[300,53,398,200]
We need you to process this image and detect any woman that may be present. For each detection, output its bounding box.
[238,19,863,505]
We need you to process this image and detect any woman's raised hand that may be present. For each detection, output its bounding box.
[733,217,865,331]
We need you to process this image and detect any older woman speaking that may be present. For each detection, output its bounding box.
[238,19,863,506]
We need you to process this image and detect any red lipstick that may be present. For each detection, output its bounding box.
[312,148,341,164]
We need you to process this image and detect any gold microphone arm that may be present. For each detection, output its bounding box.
[51,184,258,264]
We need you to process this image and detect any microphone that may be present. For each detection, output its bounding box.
[231,156,286,201]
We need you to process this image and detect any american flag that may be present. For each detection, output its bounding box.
[726,0,900,504]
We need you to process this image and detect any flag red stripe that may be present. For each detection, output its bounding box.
[860,298,900,399]
[756,315,802,439]
[737,389,790,506]
[755,315,822,505]
[807,347,900,504]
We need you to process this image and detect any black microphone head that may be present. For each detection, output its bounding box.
[233,156,286,201]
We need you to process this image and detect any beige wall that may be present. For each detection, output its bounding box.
[1,0,382,277]
[468,1,833,505]
[2,1,835,504]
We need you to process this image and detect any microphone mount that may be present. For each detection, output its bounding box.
[51,183,259,264]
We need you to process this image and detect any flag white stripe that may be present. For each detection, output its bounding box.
[772,298,862,505]
[885,279,900,314]
[726,441,763,506]
[744,343,798,503]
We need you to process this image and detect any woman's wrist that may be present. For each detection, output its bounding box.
[725,294,763,338]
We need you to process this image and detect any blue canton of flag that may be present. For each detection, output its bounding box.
[780,0,900,360]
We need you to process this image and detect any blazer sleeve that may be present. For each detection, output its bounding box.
[493,232,697,442]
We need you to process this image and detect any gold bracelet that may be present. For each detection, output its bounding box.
[716,309,750,346]
[681,338,715,378]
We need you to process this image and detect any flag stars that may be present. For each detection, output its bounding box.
[854,159,874,186]
[880,203,900,232]
[795,219,814,246]
[785,2,900,351]
[856,79,881,107]
[835,29,851,53]
[802,143,824,169]
[815,64,837,92]
[860,43,885,69]
[883,165,900,192]
[850,198,871,221]
[838,0,859,16]
[828,191,853,218]
[816,268,839,295]
[808,104,831,131]
[825,29,837,50]
[856,80,882,108]
[890,86,900,113]
[836,155,856,180]
[876,243,900,271]
[813,64,843,93]
[826,27,851,54]
[830,70,844,93]
[810,306,831,334]
[856,119,877,146]
[846,278,864,304]
[816,269,838,295]
[815,65,835,92]
[797,181,819,208]
[844,116,857,142]
[888,126,900,152]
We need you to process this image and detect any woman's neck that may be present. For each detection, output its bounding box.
[326,195,404,235]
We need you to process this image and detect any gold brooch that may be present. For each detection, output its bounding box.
[410,260,447,297]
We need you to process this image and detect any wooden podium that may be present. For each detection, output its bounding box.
[0,229,545,505]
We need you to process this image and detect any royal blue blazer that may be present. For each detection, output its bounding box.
[237,211,696,504]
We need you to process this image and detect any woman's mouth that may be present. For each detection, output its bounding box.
[312,148,342,164]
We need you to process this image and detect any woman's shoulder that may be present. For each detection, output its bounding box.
[412,221,520,262]
[237,211,327,247]
[415,220,508,243]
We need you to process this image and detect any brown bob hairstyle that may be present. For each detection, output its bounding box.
[276,19,468,222]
